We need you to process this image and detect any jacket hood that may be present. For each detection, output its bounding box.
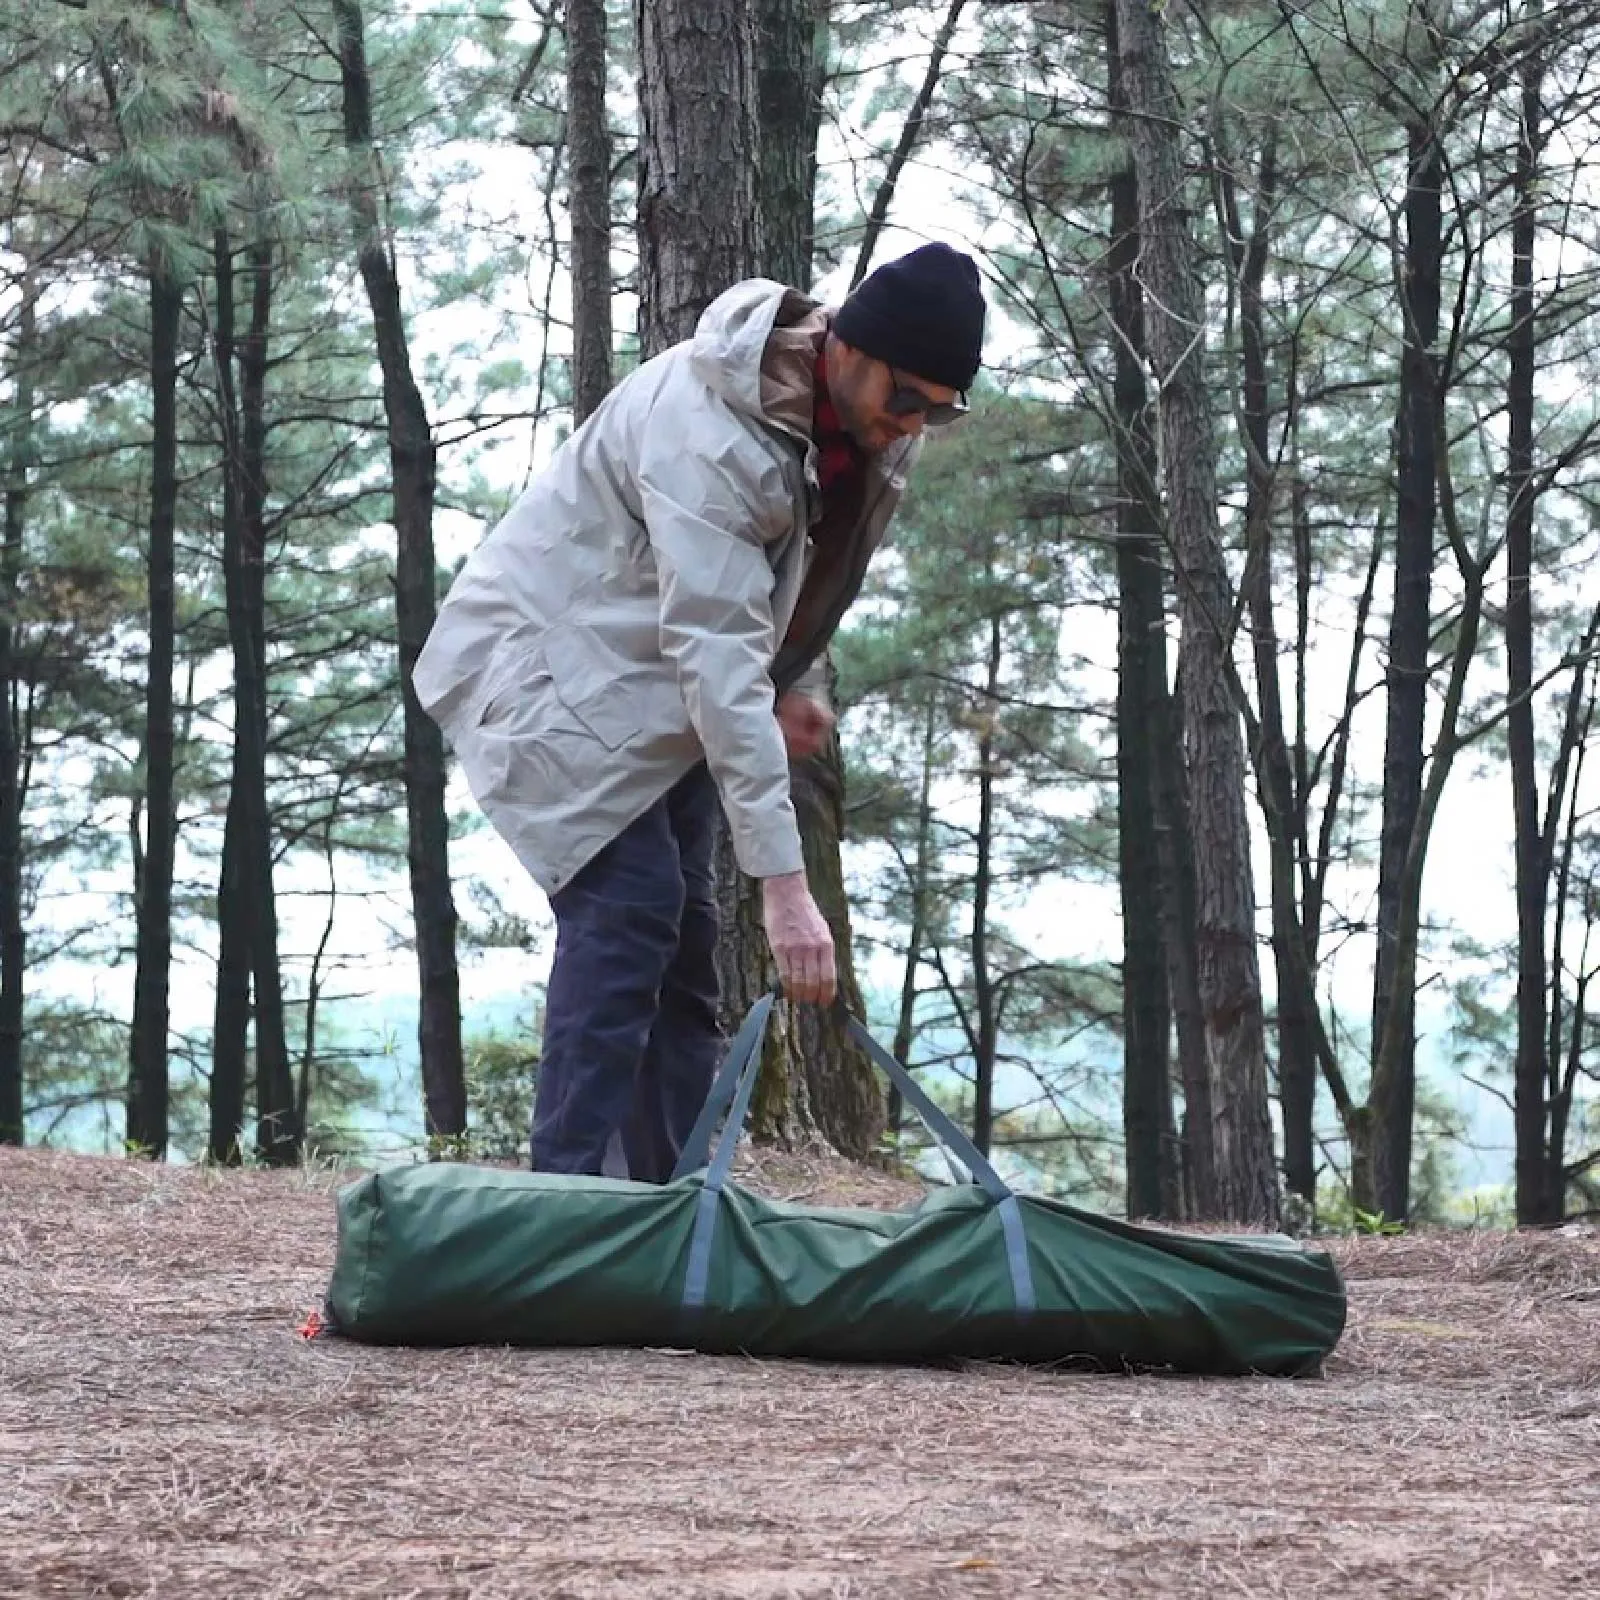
[690,278,822,431]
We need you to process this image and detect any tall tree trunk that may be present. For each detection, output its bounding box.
[1281,449,1325,1202]
[970,614,1002,1156]
[1546,642,1598,1212]
[1222,136,1320,1206]
[333,0,466,1145]
[888,692,939,1138]
[636,0,802,1138]
[787,719,883,1154]
[0,265,34,1146]
[1364,117,1442,1220]
[210,782,250,1160]
[636,0,762,357]
[128,268,183,1160]
[209,234,254,1164]
[1105,27,1181,1217]
[756,0,824,290]
[1154,678,1213,1217]
[805,0,972,1156]
[567,0,613,425]
[756,0,885,1156]
[1114,0,1278,1226]
[1507,17,1554,1225]
[209,229,296,1164]
[833,0,969,1154]
[1294,448,1381,1204]
[238,235,295,1161]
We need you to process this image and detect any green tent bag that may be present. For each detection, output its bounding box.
[324,994,1346,1376]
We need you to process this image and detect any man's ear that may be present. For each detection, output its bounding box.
[824,331,859,384]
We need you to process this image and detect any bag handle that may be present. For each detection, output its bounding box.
[675,989,1037,1319]
[670,989,777,1183]
[840,1014,1013,1202]
[671,988,1013,1203]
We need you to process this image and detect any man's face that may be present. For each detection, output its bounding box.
[826,338,965,456]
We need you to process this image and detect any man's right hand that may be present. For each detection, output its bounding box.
[762,871,837,1005]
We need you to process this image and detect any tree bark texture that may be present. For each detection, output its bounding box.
[1114,0,1278,1226]
[888,694,939,1139]
[127,268,183,1160]
[1105,47,1181,1218]
[636,0,762,359]
[208,235,257,1161]
[756,0,824,291]
[0,267,34,1146]
[334,0,467,1145]
[636,0,801,1138]
[788,730,884,1155]
[1507,20,1556,1225]
[637,0,885,1157]
[1365,117,1441,1220]
[210,778,251,1161]
[209,230,298,1164]
[970,614,1002,1156]
[1544,623,1600,1214]
[1222,137,1321,1205]
[1293,453,1379,1200]
[758,0,883,1156]
[1154,673,1215,1218]
[567,0,614,425]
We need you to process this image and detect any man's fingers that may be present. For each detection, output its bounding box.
[778,942,828,1002]
[776,693,836,761]
[778,947,798,998]
[762,874,836,1005]
[796,946,821,1002]
[810,937,835,1004]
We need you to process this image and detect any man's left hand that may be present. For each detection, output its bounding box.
[776,691,835,760]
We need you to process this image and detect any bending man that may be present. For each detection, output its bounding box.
[413,244,986,1180]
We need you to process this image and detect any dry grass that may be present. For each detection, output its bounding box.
[2,1146,1597,1600]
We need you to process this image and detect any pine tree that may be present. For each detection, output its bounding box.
[1113,0,1278,1225]
[330,0,466,1146]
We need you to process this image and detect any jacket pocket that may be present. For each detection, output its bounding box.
[473,642,553,731]
[467,656,558,801]
[544,624,645,752]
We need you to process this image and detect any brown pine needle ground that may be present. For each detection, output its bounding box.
[2,1146,1597,1600]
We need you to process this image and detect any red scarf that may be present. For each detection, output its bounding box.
[812,343,866,499]
[780,344,870,655]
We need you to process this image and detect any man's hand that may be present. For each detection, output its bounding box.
[776,691,835,760]
[762,871,837,1005]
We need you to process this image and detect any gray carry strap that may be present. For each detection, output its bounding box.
[680,997,1036,1317]
[669,990,777,1184]
[844,1024,1043,1312]
[681,997,778,1310]
[845,1017,1036,1314]
[843,1018,1010,1200]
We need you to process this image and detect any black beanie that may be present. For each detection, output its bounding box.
[833,242,986,391]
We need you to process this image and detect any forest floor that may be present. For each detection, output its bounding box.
[2,1146,1597,1600]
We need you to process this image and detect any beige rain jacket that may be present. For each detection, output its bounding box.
[412,278,918,896]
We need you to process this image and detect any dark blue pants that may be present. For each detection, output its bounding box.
[530,764,722,1183]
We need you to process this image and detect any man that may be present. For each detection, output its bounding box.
[413,242,986,1181]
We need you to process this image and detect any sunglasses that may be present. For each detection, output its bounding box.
[884,366,970,426]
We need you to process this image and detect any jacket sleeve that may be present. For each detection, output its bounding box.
[636,398,805,880]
